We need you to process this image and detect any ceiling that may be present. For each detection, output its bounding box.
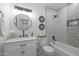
[44,3,67,11]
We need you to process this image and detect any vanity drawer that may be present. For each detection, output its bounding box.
[4,40,37,56]
[4,40,36,51]
[5,48,23,56]
[23,43,36,56]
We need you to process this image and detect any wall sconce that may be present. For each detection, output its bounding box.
[14,5,32,12]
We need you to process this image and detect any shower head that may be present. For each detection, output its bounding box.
[53,14,58,18]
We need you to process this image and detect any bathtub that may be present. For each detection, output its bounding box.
[49,41,79,56]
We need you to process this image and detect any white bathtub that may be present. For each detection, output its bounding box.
[49,41,79,56]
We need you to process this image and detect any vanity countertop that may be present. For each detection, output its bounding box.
[0,36,6,44]
[3,37,37,44]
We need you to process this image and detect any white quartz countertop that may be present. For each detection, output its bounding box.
[3,37,37,44]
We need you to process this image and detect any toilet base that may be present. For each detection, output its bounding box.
[38,46,55,56]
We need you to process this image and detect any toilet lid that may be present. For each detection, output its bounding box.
[43,46,54,52]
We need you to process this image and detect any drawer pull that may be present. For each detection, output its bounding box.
[20,44,26,46]
[21,51,25,54]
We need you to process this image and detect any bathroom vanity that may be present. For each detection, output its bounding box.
[2,12,37,56]
[3,37,37,56]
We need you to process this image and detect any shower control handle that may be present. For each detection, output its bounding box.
[52,36,56,41]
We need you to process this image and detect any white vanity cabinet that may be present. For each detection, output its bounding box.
[3,37,37,56]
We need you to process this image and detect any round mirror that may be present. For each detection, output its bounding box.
[14,14,32,30]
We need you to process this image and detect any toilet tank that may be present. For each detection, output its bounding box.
[38,37,48,46]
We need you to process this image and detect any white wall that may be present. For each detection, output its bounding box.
[56,6,67,43]
[0,3,10,40]
[46,6,67,44]
[0,3,46,39]
[46,7,57,42]
[8,3,46,37]
[0,3,11,55]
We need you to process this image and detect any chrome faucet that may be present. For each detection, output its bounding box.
[52,36,56,44]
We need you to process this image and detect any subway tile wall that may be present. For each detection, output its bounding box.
[67,3,79,48]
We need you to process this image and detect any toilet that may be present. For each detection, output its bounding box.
[38,37,55,56]
[42,45,55,56]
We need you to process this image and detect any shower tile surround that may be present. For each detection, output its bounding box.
[67,4,79,48]
[46,3,79,49]
[67,26,79,48]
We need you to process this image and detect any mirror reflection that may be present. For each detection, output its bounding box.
[14,14,32,30]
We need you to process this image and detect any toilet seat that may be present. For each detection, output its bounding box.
[43,46,54,52]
